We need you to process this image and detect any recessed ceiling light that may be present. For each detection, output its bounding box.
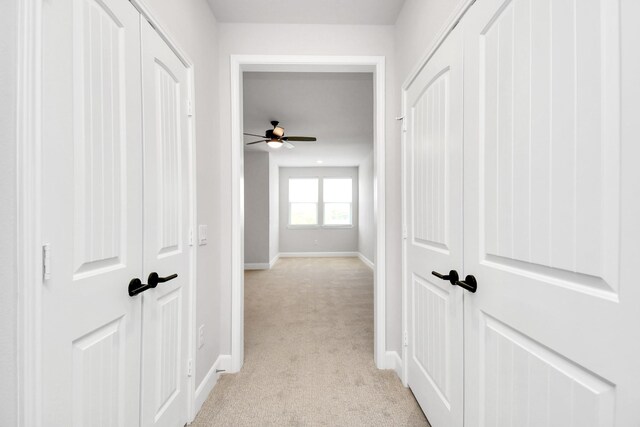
[316,160,323,164]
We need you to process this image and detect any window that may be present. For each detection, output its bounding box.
[323,178,352,226]
[289,178,318,225]
[288,177,353,227]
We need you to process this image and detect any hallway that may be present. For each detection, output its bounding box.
[193,258,428,426]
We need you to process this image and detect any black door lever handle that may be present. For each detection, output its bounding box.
[148,272,178,288]
[128,272,178,297]
[432,270,460,286]
[455,275,477,293]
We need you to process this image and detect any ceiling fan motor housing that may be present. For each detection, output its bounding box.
[244,120,316,146]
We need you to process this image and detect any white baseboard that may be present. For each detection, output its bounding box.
[246,252,365,268]
[269,253,280,268]
[244,263,270,270]
[384,350,403,380]
[193,354,232,418]
[279,251,359,258]
[357,252,374,269]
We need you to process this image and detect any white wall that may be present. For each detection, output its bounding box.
[243,151,270,264]
[358,152,375,264]
[0,0,18,423]
[269,157,279,262]
[143,0,221,389]
[394,0,465,86]
[218,23,400,354]
[279,167,359,253]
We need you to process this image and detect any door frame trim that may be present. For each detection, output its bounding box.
[400,0,477,387]
[229,54,387,371]
[17,0,200,423]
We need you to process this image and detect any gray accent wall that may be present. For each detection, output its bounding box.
[358,152,375,263]
[244,151,270,264]
[279,167,359,253]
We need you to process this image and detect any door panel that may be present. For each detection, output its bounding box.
[478,0,619,296]
[140,19,191,427]
[463,0,640,424]
[404,27,464,427]
[480,314,614,427]
[41,0,143,424]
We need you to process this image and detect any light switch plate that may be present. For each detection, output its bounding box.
[198,225,208,245]
[198,325,205,348]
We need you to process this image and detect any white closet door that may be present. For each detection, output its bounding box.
[463,0,640,425]
[404,27,464,427]
[140,18,192,427]
[40,0,143,425]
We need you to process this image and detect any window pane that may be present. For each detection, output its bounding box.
[324,203,351,225]
[323,178,352,202]
[289,178,318,202]
[290,203,318,225]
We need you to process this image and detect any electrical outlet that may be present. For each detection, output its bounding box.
[314,240,318,245]
[198,325,205,349]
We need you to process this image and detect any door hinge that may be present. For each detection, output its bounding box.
[187,99,194,117]
[402,226,408,240]
[187,359,193,377]
[188,228,194,246]
[403,330,408,347]
[42,243,51,280]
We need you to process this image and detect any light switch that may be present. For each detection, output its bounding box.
[198,225,208,245]
[198,325,205,348]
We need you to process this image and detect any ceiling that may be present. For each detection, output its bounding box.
[208,0,406,25]
[243,72,373,167]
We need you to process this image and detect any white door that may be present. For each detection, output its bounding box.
[140,18,192,427]
[463,0,640,425]
[40,0,143,424]
[404,27,465,427]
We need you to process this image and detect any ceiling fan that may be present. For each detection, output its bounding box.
[244,121,317,149]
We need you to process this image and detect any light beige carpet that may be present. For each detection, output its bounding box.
[192,257,429,426]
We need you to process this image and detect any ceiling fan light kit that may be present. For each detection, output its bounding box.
[244,120,317,149]
[267,140,283,148]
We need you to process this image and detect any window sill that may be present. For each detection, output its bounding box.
[287,225,320,230]
[286,225,354,230]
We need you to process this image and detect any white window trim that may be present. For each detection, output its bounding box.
[321,177,354,227]
[287,176,355,228]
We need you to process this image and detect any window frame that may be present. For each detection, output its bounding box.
[321,177,354,228]
[286,176,355,229]
[287,177,320,228]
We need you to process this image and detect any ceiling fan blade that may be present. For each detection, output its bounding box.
[282,136,317,142]
[243,133,268,138]
[246,140,267,145]
[284,142,295,149]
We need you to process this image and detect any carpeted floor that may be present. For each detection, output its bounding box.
[191,257,429,426]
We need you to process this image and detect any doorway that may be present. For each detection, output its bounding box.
[229,56,387,372]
